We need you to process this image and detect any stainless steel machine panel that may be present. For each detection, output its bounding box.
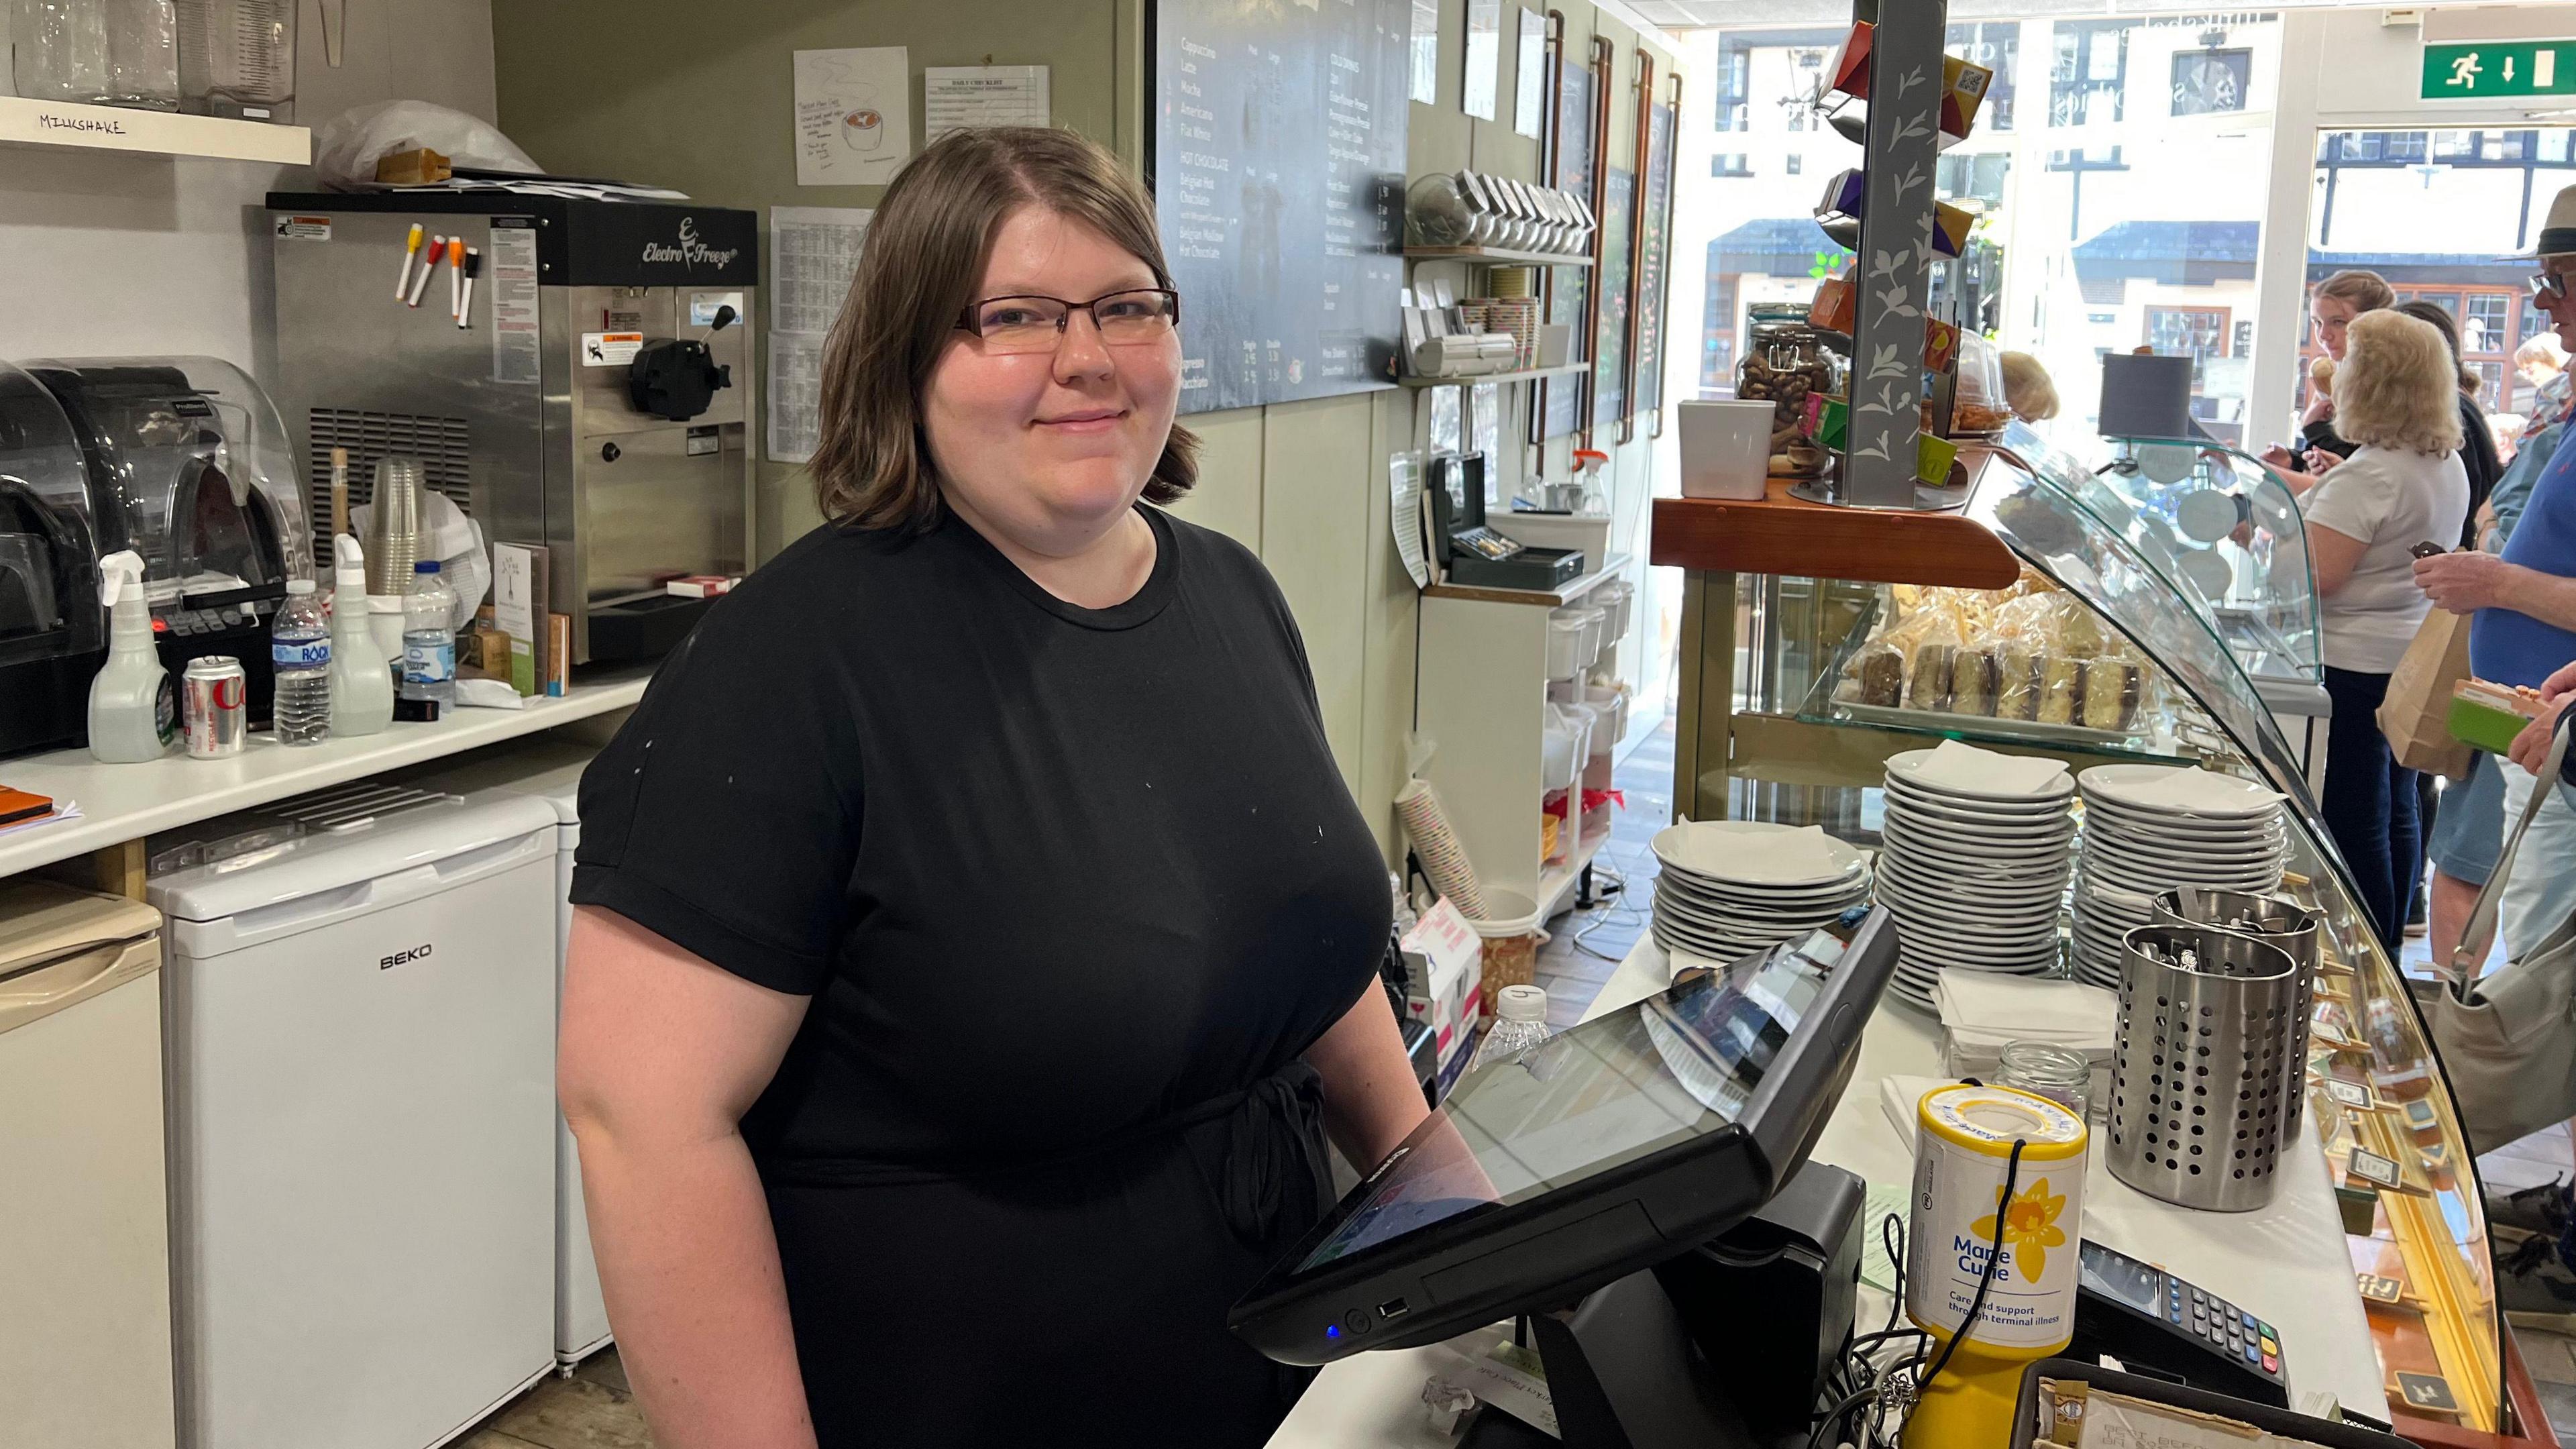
[268,195,758,665]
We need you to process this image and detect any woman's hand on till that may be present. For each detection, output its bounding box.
[2414,550,2516,614]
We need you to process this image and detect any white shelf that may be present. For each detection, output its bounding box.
[0,95,309,164]
[0,665,654,879]
[1536,826,1613,921]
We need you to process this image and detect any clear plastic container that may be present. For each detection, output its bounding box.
[12,0,111,103]
[103,0,180,110]
[1405,173,1477,248]
[174,0,294,121]
[1470,984,1552,1069]
[1949,331,2010,436]
[400,559,457,707]
[270,577,330,744]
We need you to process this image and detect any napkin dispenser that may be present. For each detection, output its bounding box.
[1428,451,1584,591]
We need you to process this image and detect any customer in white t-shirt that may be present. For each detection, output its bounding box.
[2300,308,2473,947]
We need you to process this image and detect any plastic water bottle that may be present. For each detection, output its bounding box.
[270,577,331,744]
[401,559,458,707]
[1470,985,1553,1069]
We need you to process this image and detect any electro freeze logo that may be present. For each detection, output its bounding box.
[641,217,742,270]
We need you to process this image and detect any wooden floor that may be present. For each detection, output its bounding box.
[1530,716,1674,1030]
[461,1349,650,1449]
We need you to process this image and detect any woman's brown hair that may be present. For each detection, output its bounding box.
[2313,268,2396,317]
[2392,298,2484,399]
[808,126,1197,529]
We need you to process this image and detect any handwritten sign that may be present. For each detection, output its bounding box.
[794,46,910,187]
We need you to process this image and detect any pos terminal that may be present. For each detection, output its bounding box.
[1232,912,1900,1447]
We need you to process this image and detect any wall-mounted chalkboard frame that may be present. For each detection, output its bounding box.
[1147,0,1410,415]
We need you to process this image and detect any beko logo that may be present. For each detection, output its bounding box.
[380,943,434,970]
[640,217,741,270]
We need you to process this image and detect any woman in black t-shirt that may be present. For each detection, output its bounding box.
[558,128,1426,1448]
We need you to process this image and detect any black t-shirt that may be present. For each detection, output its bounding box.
[569,504,1391,1169]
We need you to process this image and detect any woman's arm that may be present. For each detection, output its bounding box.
[560,905,818,1449]
[2309,523,2370,598]
[1303,983,1434,1169]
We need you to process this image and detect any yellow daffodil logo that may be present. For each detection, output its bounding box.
[1971,1177,2068,1281]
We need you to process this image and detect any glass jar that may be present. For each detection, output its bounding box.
[1998,1040,2092,1120]
[174,0,296,121]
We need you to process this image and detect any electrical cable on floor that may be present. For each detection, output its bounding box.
[1569,854,1646,961]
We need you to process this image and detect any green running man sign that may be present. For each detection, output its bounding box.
[2422,41,2576,99]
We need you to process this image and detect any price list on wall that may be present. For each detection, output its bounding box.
[1156,0,1408,414]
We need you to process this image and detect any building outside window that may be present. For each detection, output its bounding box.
[2169,46,2249,117]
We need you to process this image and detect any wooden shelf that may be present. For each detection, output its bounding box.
[1399,364,1586,388]
[0,95,309,164]
[1405,246,1595,268]
[1648,462,2021,592]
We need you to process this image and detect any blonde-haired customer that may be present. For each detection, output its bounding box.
[1998,351,2057,423]
[2303,307,2473,947]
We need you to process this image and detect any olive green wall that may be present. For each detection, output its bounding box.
[492,0,1676,860]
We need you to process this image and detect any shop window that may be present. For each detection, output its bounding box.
[1713,154,1752,178]
[2169,48,2249,117]
[2473,360,2507,406]
[1785,154,1803,176]
[2233,321,2253,359]
[2465,294,2512,354]
[1702,273,1740,393]
[2088,311,2118,326]
[2527,306,2557,344]
[1715,46,1750,132]
[2147,307,2230,387]
[1937,152,2010,208]
[2051,20,2133,130]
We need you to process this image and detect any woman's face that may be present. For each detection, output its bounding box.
[2311,294,2361,362]
[923,206,1181,551]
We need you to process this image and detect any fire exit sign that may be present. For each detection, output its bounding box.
[2422,40,2576,99]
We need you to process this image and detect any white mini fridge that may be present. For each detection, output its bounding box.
[408,739,610,1366]
[151,786,559,1449]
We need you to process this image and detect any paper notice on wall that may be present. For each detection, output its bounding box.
[794,46,911,186]
[1391,453,1431,590]
[766,207,872,464]
[924,66,1049,142]
[486,221,541,384]
[767,333,826,464]
[772,206,872,336]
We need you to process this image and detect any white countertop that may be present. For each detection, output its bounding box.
[0,667,653,879]
[1267,936,2385,1448]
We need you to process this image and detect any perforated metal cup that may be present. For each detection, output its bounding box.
[2149,888,2322,1134]
[2108,924,2301,1212]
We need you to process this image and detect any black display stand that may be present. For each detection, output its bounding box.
[1458,1271,1790,1449]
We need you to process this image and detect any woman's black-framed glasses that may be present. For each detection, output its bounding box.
[955,288,1181,354]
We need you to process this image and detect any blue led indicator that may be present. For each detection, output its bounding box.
[1326,1324,1341,1339]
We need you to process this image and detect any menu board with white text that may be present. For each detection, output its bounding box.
[1154,0,1409,413]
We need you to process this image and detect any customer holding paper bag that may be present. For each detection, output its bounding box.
[2301,309,2470,949]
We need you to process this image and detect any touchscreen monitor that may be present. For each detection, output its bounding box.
[1232,913,1894,1364]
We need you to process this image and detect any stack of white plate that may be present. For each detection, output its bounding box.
[2070,764,2288,988]
[1651,820,1872,960]
[1873,745,2077,1012]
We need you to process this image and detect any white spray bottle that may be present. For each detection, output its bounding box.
[329,534,394,737]
[87,550,176,762]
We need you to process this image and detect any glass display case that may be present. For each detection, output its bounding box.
[1998,424,2330,731]
[1662,445,2515,1438]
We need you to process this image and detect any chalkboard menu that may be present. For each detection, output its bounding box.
[1592,166,1633,431]
[1633,99,1676,423]
[1539,55,1595,440]
[1154,0,1409,415]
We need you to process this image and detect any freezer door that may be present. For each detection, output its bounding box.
[164,851,555,1449]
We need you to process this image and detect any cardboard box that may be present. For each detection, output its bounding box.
[2451,680,2541,754]
[545,614,570,696]
[1402,900,1486,1071]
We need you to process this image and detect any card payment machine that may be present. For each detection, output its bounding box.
[2068,1240,2288,1408]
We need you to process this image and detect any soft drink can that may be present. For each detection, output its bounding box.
[182,656,248,759]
